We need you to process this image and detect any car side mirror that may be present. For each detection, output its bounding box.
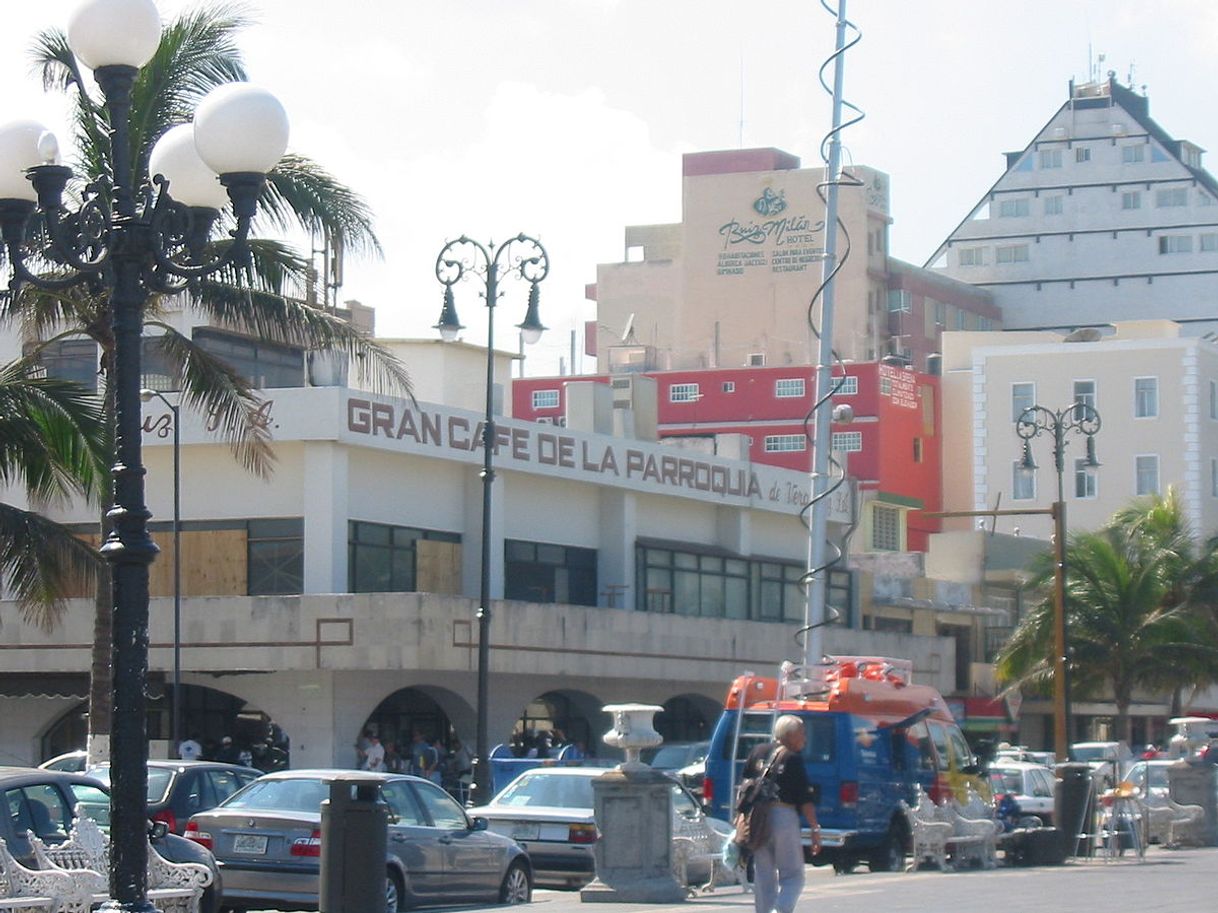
[470,816,489,831]
[148,821,169,839]
[962,763,981,776]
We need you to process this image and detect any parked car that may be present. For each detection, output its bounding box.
[1072,741,1133,787]
[85,760,261,835]
[0,766,221,913]
[993,745,1056,768]
[37,750,88,772]
[185,769,531,912]
[987,760,1056,826]
[1123,759,1174,802]
[644,741,709,796]
[469,766,732,890]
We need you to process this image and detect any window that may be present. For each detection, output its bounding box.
[531,389,559,409]
[1012,382,1036,421]
[1212,458,1218,498]
[1135,455,1160,496]
[35,338,100,391]
[1159,235,1192,254]
[998,198,1029,218]
[979,316,993,331]
[1075,458,1097,499]
[1012,462,1036,501]
[349,521,461,593]
[834,375,858,396]
[1156,188,1188,207]
[958,247,985,267]
[888,289,913,312]
[1121,191,1141,210]
[996,244,1029,264]
[636,544,752,619]
[1200,234,1218,252]
[871,505,901,551]
[1211,379,1217,420]
[1122,144,1145,164]
[1039,149,1062,169]
[934,300,947,326]
[913,438,923,463]
[505,540,597,606]
[764,434,806,453]
[248,518,304,596]
[722,381,735,393]
[831,431,863,452]
[669,383,699,403]
[1134,377,1158,418]
[1044,195,1063,216]
[1073,379,1096,419]
[955,310,969,330]
[194,329,304,389]
[1075,146,1091,163]
[775,378,806,398]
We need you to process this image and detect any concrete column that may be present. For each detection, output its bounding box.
[303,442,349,594]
[715,505,750,555]
[461,469,505,599]
[237,671,340,768]
[598,490,637,609]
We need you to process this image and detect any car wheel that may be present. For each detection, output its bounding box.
[386,871,405,913]
[498,861,532,904]
[868,820,906,872]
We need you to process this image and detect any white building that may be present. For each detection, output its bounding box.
[927,77,1218,336]
[2,328,969,769]
[940,320,1218,542]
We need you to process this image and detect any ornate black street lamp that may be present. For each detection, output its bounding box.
[434,235,548,803]
[1016,402,1101,763]
[140,389,181,755]
[0,1,288,909]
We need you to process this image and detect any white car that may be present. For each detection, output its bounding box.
[1124,760,1174,802]
[469,766,732,889]
[988,760,1056,825]
[1072,741,1133,787]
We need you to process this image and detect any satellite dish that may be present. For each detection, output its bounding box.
[621,313,637,344]
[1063,327,1102,343]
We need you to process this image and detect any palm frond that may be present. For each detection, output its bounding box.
[262,155,382,258]
[144,327,274,476]
[0,503,100,628]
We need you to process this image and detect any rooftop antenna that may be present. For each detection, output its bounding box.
[1127,61,1136,88]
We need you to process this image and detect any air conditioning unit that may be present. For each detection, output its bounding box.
[610,375,634,408]
[536,417,555,425]
[747,353,766,367]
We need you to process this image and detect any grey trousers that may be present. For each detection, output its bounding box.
[752,805,805,913]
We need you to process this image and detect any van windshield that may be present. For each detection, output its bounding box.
[721,712,835,763]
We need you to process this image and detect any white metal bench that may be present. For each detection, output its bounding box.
[901,792,951,872]
[0,838,70,913]
[942,789,999,870]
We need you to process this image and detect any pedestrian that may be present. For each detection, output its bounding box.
[216,735,240,765]
[384,740,403,773]
[177,734,202,761]
[429,739,446,784]
[741,715,820,913]
[409,731,435,778]
[362,730,385,772]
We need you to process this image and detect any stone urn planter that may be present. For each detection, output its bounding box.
[601,703,663,770]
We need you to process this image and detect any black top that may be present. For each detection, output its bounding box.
[746,741,814,807]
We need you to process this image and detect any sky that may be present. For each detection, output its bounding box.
[1,0,1216,376]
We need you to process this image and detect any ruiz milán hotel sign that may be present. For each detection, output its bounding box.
[716,187,826,277]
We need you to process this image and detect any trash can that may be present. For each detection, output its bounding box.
[320,774,389,913]
[1055,763,1094,857]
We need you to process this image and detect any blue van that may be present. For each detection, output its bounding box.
[702,658,985,873]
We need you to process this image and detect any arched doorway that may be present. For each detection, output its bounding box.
[512,690,603,758]
[39,684,290,771]
[362,687,472,773]
[655,694,719,743]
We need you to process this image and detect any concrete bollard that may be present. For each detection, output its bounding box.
[320,774,389,913]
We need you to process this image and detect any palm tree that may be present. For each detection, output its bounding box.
[4,3,411,760]
[0,357,106,628]
[996,495,1218,743]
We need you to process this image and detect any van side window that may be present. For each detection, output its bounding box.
[947,728,975,769]
[927,722,952,771]
[910,722,936,771]
[801,716,836,763]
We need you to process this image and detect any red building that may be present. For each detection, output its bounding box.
[513,361,942,551]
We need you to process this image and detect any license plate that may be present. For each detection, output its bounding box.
[232,834,268,855]
[510,823,539,840]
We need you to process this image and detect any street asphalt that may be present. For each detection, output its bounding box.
[245,845,1217,913]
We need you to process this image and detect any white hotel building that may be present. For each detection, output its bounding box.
[0,313,961,769]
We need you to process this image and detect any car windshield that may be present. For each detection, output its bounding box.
[1147,766,1169,789]
[494,773,595,809]
[221,777,328,812]
[647,746,696,769]
[1071,746,1111,762]
[86,766,173,804]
